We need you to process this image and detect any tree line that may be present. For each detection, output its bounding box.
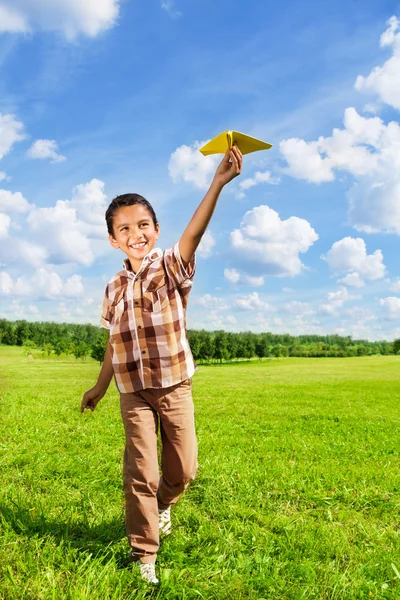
[1,318,399,363]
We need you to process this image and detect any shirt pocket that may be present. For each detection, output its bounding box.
[141,276,169,313]
[110,290,125,330]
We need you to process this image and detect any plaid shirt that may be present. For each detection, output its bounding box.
[101,242,196,393]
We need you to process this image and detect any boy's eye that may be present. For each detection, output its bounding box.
[140,223,149,228]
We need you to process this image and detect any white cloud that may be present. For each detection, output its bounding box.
[0,0,120,40]
[0,271,13,294]
[322,237,385,280]
[229,205,318,277]
[169,141,220,189]
[194,294,228,310]
[239,170,279,191]
[27,201,94,266]
[26,178,108,266]
[234,292,273,312]
[68,178,107,238]
[0,172,7,182]
[0,268,85,299]
[280,108,384,184]
[363,103,381,115]
[388,278,400,293]
[224,267,264,287]
[0,189,31,213]
[343,306,377,322]
[355,16,400,111]
[284,301,313,315]
[161,0,181,18]
[60,274,84,297]
[0,235,48,268]
[0,213,10,237]
[244,275,265,287]
[236,170,279,199]
[280,138,335,183]
[32,268,63,297]
[0,179,108,275]
[224,268,241,284]
[280,20,400,235]
[197,230,216,258]
[338,272,365,288]
[318,286,361,315]
[27,139,66,163]
[380,296,400,319]
[0,5,28,32]
[17,241,48,267]
[326,287,350,305]
[0,113,25,160]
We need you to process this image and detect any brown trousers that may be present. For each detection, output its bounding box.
[120,378,197,564]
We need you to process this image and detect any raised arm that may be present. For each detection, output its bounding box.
[179,145,242,266]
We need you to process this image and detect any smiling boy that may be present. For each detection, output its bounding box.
[81,146,242,584]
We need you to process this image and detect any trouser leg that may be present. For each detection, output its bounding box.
[120,391,159,564]
[156,379,198,509]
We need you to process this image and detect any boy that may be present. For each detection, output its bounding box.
[81,145,242,584]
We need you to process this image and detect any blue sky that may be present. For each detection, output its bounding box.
[1,0,400,340]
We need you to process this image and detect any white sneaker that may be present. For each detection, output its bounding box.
[158,505,172,536]
[139,562,159,585]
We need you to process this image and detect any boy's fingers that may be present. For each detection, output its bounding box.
[230,150,240,174]
[234,147,242,172]
[232,145,242,161]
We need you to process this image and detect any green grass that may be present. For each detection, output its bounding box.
[1,346,399,599]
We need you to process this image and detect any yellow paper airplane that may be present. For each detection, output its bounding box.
[199,130,272,156]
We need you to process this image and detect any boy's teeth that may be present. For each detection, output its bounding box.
[131,242,146,249]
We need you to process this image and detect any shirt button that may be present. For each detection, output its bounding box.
[134,300,139,306]
[142,350,146,355]
[137,325,142,330]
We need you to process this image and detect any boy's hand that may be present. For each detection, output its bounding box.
[80,386,106,413]
[212,145,242,188]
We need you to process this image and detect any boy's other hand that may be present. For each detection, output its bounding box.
[80,386,106,413]
[213,145,242,187]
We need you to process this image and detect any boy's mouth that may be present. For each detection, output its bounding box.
[129,241,147,250]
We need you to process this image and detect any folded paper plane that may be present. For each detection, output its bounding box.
[199,130,272,156]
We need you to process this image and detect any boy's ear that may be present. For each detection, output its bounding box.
[109,234,120,249]
[155,223,160,239]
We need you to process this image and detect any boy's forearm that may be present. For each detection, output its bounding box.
[188,179,223,237]
[179,179,224,263]
[95,340,114,392]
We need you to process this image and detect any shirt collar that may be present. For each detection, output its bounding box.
[123,247,163,276]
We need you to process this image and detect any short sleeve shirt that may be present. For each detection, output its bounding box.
[101,242,197,393]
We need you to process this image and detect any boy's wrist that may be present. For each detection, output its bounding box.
[210,177,225,192]
[94,383,108,396]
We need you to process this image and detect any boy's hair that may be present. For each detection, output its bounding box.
[105,193,158,236]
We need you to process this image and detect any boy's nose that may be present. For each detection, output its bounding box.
[130,232,145,243]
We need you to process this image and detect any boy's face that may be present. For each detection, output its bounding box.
[109,204,160,270]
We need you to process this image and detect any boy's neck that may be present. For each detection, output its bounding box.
[124,246,161,274]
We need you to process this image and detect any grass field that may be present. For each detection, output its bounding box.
[0,346,399,599]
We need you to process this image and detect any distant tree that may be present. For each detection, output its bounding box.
[53,338,70,357]
[72,342,90,360]
[198,330,214,362]
[22,339,35,357]
[91,331,109,364]
[187,330,202,361]
[225,332,239,360]
[255,336,267,360]
[237,332,255,360]
[214,331,230,363]
[0,320,17,345]
[0,318,397,358]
